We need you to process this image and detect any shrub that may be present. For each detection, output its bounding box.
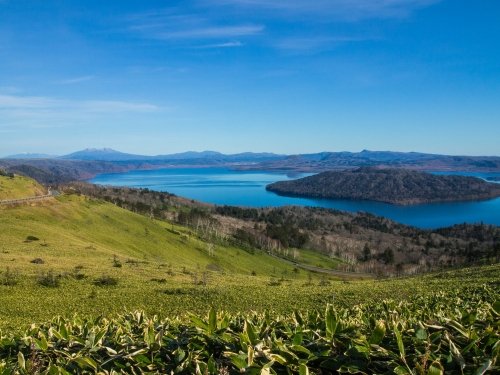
[1,268,20,286]
[94,275,118,286]
[71,266,86,280]
[0,169,14,178]
[191,272,207,286]
[25,236,40,242]
[37,270,60,288]
[163,288,190,295]
[267,277,281,286]
[112,255,122,268]
[30,258,44,264]
[73,272,86,280]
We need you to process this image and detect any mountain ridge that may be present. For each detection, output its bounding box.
[247,150,500,172]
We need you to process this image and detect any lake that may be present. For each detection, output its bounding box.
[90,168,500,229]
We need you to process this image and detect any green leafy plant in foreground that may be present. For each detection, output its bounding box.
[0,285,498,374]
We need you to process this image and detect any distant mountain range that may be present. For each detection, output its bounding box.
[1,148,499,184]
[4,148,284,163]
[238,149,500,172]
[3,147,499,168]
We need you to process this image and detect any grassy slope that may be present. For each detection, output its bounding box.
[293,248,342,269]
[0,175,46,200]
[0,180,338,329]
[0,194,301,275]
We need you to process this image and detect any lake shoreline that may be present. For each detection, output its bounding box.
[90,167,500,229]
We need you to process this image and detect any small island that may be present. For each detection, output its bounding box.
[266,167,500,205]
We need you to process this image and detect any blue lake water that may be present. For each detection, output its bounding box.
[90,168,500,229]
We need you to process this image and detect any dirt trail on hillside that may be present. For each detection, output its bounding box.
[0,194,55,206]
[269,253,373,279]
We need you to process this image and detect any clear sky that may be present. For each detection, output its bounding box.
[1,0,499,156]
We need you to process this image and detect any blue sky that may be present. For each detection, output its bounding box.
[0,0,499,156]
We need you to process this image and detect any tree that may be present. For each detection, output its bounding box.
[361,243,371,262]
[206,242,215,257]
[381,248,394,264]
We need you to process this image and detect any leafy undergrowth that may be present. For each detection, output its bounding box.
[0,285,498,374]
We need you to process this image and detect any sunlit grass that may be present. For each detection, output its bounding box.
[0,175,46,200]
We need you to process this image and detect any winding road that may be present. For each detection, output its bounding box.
[0,191,58,206]
[269,253,373,279]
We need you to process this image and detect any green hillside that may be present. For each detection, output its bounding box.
[0,176,344,329]
[0,174,46,200]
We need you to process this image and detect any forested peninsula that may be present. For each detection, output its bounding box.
[266,167,500,205]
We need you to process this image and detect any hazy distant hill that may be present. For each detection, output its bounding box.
[59,148,151,161]
[58,148,284,163]
[157,151,284,162]
[267,167,500,205]
[0,159,132,184]
[243,149,500,172]
[4,153,57,159]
